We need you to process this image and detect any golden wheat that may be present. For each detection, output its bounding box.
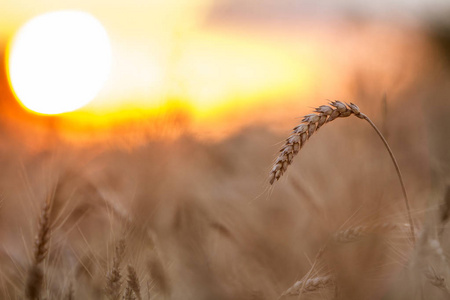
[269,101,415,241]
[269,101,362,185]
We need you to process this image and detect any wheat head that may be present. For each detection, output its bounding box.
[33,201,51,265]
[269,101,363,185]
[25,201,52,300]
[126,265,142,300]
[333,222,412,243]
[106,240,126,300]
[282,275,334,296]
[269,100,415,241]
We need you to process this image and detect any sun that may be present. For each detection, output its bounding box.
[7,11,112,115]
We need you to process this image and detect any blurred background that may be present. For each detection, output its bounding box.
[1,1,450,299]
[0,0,448,141]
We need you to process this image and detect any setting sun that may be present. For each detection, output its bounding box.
[7,11,112,115]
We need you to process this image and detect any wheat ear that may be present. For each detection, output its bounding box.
[333,222,412,243]
[25,201,51,300]
[123,286,135,300]
[106,240,126,300]
[33,201,51,265]
[126,265,142,300]
[269,101,415,242]
[282,275,334,296]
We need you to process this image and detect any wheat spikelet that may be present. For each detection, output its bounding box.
[34,201,51,265]
[106,240,126,300]
[282,275,334,296]
[123,285,136,300]
[106,263,123,300]
[126,265,142,300]
[25,201,52,300]
[291,246,328,298]
[269,101,415,242]
[333,222,410,243]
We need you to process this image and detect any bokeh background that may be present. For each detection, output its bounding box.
[0,0,448,142]
[1,1,450,299]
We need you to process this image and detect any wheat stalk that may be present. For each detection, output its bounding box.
[282,275,334,296]
[269,101,415,241]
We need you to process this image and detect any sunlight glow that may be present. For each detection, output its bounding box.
[7,11,112,115]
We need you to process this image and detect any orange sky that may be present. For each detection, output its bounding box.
[0,1,437,145]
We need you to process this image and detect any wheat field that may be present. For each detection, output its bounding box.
[0,82,449,300]
[2,0,450,299]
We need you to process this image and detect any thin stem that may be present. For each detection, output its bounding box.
[361,114,415,243]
